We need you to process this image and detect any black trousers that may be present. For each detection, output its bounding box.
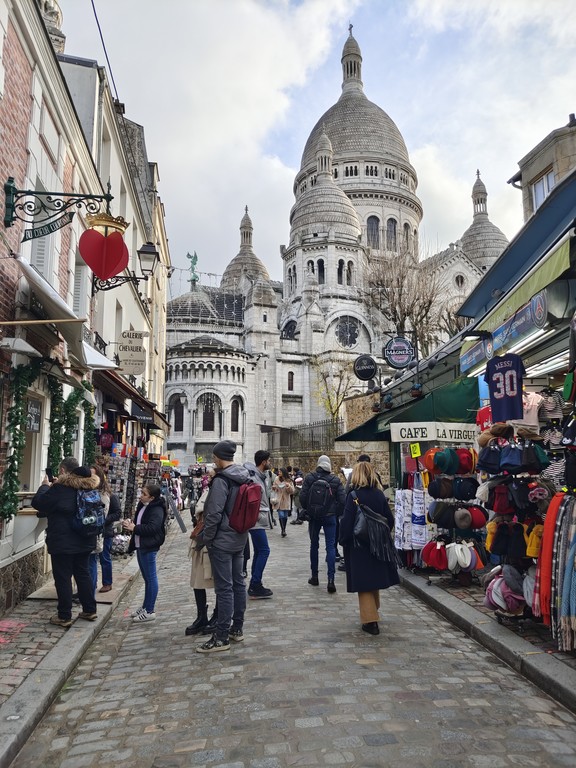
[51,552,96,619]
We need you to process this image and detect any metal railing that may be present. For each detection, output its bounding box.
[265,418,343,453]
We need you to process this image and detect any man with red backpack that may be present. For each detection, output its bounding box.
[300,455,346,594]
[197,440,255,653]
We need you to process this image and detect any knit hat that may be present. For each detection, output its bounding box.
[72,466,91,478]
[422,540,448,571]
[212,440,237,461]
[461,547,478,573]
[502,564,524,595]
[317,455,331,472]
[516,427,544,441]
[433,448,460,475]
[490,522,511,556]
[357,454,371,462]
[500,581,526,614]
[427,477,453,499]
[468,505,489,530]
[428,501,455,529]
[485,520,498,552]
[526,524,544,558]
[453,476,479,501]
[454,507,472,530]
[508,522,528,559]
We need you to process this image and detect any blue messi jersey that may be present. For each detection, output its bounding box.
[484,354,526,422]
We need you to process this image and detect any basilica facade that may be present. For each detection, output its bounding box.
[165,31,508,465]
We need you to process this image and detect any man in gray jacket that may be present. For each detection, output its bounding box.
[244,450,273,599]
[197,440,250,653]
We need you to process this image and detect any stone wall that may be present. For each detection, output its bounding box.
[0,549,47,616]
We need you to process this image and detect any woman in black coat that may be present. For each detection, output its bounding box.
[339,462,399,635]
[123,483,166,622]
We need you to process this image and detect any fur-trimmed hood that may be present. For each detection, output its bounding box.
[55,472,100,491]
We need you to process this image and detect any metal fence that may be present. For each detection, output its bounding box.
[264,418,344,454]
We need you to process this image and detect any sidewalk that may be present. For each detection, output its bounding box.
[0,521,576,767]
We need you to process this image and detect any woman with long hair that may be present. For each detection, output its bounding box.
[90,464,122,593]
[339,462,399,635]
[272,468,294,538]
[123,483,167,622]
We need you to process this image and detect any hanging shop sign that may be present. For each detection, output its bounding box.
[390,421,477,443]
[26,398,41,432]
[353,354,377,381]
[383,337,415,369]
[116,330,146,375]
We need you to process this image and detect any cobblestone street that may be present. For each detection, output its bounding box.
[7,520,576,768]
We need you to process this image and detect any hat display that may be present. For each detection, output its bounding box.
[454,507,472,530]
[526,524,544,558]
[477,429,495,448]
[428,501,455,529]
[422,540,448,571]
[423,447,443,474]
[212,440,237,461]
[453,476,479,501]
[490,422,514,439]
[468,505,489,530]
[461,547,478,572]
[427,477,453,500]
[433,448,460,475]
[516,427,544,441]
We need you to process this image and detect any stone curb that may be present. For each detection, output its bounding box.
[0,556,140,768]
[400,569,576,713]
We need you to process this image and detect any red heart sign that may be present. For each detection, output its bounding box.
[79,229,129,280]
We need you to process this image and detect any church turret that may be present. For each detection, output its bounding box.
[472,169,488,217]
[220,206,270,291]
[240,206,253,248]
[341,24,363,94]
[460,170,508,272]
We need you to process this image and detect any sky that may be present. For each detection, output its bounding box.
[57,0,575,297]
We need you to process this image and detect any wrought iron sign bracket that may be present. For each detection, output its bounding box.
[4,177,113,241]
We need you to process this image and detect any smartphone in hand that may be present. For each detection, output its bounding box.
[45,467,54,482]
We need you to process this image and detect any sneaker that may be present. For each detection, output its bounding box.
[229,628,244,643]
[132,610,156,623]
[99,585,112,593]
[130,607,145,618]
[49,615,72,628]
[308,576,319,586]
[196,635,230,653]
[78,612,98,621]
[248,584,273,599]
[327,580,337,594]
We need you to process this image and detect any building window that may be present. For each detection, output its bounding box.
[346,261,353,286]
[337,259,345,285]
[173,399,184,432]
[403,222,411,252]
[281,320,296,339]
[307,260,315,273]
[288,371,294,391]
[231,399,240,432]
[455,274,465,289]
[335,316,360,348]
[386,218,397,251]
[531,169,555,211]
[263,313,267,322]
[199,393,220,432]
[317,259,325,284]
[333,167,338,179]
[367,216,380,248]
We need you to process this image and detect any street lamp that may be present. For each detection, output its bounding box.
[92,242,160,292]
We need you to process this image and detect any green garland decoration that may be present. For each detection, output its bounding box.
[46,374,64,473]
[62,387,85,459]
[0,359,43,521]
[82,381,96,466]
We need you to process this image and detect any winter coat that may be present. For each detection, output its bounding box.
[32,472,100,555]
[103,493,122,538]
[339,485,400,593]
[201,463,251,552]
[243,462,273,529]
[188,489,214,590]
[300,468,346,517]
[127,496,167,553]
[272,478,294,511]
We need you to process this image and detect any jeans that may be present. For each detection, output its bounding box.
[136,548,159,614]
[309,515,337,580]
[248,528,270,587]
[51,552,96,620]
[208,546,246,640]
[88,553,98,594]
[99,536,113,585]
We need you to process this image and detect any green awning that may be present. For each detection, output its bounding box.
[335,414,383,442]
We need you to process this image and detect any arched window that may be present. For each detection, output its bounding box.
[317,259,325,285]
[346,261,353,286]
[173,398,184,432]
[307,260,315,273]
[403,222,411,252]
[337,259,345,285]
[333,167,338,179]
[455,274,465,289]
[288,371,294,391]
[281,320,296,340]
[231,398,241,432]
[386,219,397,251]
[413,228,419,257]
[199,393,220,432]
[367,216,380,248]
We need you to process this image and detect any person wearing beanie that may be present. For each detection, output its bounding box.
[32,460,99,628]
[196,439,251,653]
[300,455,346,593]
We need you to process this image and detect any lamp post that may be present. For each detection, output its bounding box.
[92,241,161,292]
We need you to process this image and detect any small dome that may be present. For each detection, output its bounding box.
[460,171,508,270]
[167,285,219,322]
[342,30,361,58]
[220,207,270,291]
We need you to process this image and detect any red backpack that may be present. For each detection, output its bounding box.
[228,480,262,533]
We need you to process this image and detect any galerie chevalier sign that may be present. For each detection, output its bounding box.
[390,422,477,443]
[117,330,146,375]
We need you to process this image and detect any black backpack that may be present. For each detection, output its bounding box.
[72,489,105,537]
[306,476,333,518]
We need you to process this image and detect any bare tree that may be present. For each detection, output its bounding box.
[437,297,469,339]
[309,354,360,425]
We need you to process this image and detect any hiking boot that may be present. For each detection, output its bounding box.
[196,635,230,653]
[99,585,112,593]
[50,615,72,628]
[229,628,244,643]
[248,584,273,599]
[78,612,98,621]
[362,622,380,635]
[201,608,218,634]
[185,607,209,636]
[132,610,156,623]
[327,580,336,593]
[308,576,319,586]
